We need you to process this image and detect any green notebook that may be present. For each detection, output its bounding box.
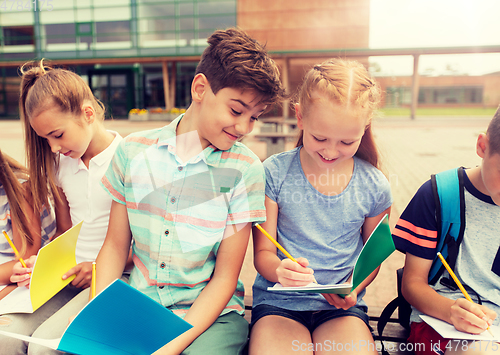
[268,214,395,294]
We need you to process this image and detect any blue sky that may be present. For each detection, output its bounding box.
[369,0,500,76]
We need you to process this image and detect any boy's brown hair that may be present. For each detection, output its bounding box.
[487,105,500,155]
[195,27,285,109]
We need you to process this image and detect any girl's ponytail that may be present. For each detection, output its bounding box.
[19,60,61,214]
[19,60,106,213]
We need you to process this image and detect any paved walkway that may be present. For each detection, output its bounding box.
[0,115,492,315]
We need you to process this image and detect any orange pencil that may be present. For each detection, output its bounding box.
[3,230,29,271]
[255,224,318,284]
[91,261,96,299]
[437,252,494,337]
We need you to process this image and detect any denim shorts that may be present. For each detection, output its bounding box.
[250,304,370,333]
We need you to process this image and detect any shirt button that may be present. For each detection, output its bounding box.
[164,230,169,236]
[160,262,166,269]
[170,197,176,204]
[178,166,183,171]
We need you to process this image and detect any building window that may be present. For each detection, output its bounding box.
[95,21,131,43]
[3,26,34,45]
[418,86,483,104]
[386,87,412,107]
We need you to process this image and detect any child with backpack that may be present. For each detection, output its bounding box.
[393,107,500,355]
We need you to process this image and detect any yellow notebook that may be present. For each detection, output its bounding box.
[0,221,83,314]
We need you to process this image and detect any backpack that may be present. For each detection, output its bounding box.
[377,167,466,350]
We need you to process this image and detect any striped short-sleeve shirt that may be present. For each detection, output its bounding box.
[0,180,56,266]
[102,115,266,317]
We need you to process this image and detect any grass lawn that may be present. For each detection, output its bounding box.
[379,107,497,117]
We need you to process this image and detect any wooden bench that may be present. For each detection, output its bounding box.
[369,313,412,354]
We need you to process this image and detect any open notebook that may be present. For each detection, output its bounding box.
[0,221,83,314]
[420,315,500,341]
[268,214,395,294]
[0,279,192,355]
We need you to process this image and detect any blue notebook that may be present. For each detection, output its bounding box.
[0,279,192,355]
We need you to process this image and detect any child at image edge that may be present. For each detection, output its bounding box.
[95,28,284,355]
[0,150,56,300]
[250,59,393,355]
[393,107,500,355]
[0,61,124,355]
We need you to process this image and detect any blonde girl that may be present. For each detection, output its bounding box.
[250,58,393,355]
[0,60,123,355]
[0,150,55,299]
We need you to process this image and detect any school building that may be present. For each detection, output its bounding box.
[0,0,499,119]
[377,73,500,109]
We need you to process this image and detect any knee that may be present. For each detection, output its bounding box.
[0,316,27,354]
[28,343,60,355]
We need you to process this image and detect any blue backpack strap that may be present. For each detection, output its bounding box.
[428,167,465,285]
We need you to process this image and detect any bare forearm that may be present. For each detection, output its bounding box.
[0,261,16,285]
[94,201,132,297]
[95,240,129,295]
[254,249,281,283]
[403,280,454,323]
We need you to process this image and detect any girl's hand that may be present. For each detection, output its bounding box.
[10,255,37,288]
[276,257,315,287]
[450,298,496,334]
[322,289,357,310]
[62,261,93,289]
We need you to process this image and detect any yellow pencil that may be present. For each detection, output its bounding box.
[254,224,318,284]
[437,252,494,337]
[91,261,96,299]
[3,230,29,271]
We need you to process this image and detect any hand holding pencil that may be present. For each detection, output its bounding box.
[437,252,495,336]
[2,230,28,269]
[3,230,35,287]
[254,224,318,285]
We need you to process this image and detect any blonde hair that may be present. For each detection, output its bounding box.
[295,58,382,168]
[0,150,33,255]
[19,59,105,212]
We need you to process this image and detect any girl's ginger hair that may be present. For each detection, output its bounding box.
[0,150,34,255]
[19,60,105,213]
[295,58,382,169]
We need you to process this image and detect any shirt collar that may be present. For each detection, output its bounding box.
[72,131,122,172]
[157,114,222,167]
[90,131,122,167]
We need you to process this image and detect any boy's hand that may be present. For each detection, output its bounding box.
[450,298,496,334]
[62,261,93,289]
[322,289,357,310]
[10,255,37,288]
[276,257,315,287]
